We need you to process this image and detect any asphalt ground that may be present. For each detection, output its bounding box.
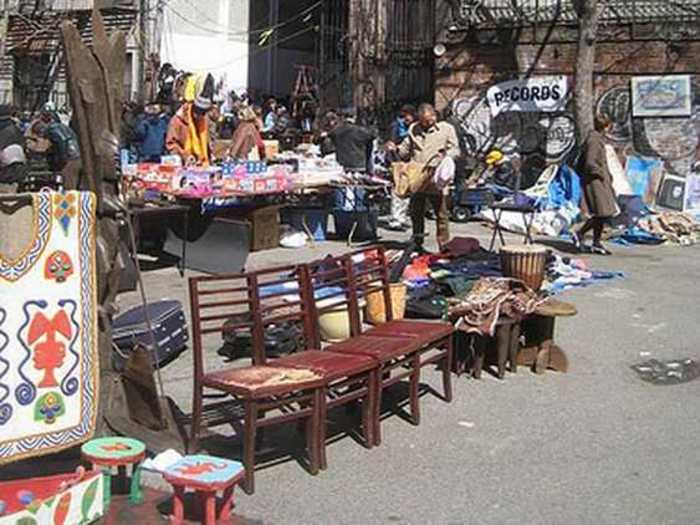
[112,217,700,525]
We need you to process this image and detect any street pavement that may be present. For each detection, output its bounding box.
[118,218,700,525]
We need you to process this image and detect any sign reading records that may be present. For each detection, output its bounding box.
[487,76,569,116]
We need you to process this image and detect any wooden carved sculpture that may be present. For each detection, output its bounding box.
[60,10,182,450]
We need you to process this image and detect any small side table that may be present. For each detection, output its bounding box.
[81,437,146,508]
[519,299,578,374]
[488,203,537,252]
[163,455,245,525]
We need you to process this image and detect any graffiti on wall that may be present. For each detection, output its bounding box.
[596,83,699,175]
[452,94,576,161]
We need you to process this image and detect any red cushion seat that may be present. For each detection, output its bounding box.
[327,335,417,362]
[365,320,454,348]
[269,350,377,382]
[203,366,325,399]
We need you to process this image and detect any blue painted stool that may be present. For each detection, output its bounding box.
[163,455,245,525]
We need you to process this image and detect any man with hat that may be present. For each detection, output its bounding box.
[0,104,27,193]
[166,95,213,166]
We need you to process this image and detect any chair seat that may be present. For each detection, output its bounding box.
[327,335,417,362]
[270,351,377,382]
[365,320,454,348]
[204,365,325,399]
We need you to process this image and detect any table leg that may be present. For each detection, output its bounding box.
[100,467,112,509]
[497,210,506,247]
[220,486,235,520]
[509,322,520,373]
[202,491,217,525]
[495,324,510,380]
[488,209,500,252]
[129,464,144,505]
[170,486,185,525]
[180,209,188,277]
[472,335,485,379]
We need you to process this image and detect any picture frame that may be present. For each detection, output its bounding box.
[631,75,693,117]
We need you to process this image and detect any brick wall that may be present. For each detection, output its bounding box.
[435,35,700,177]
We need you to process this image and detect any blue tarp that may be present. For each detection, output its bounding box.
[547,164,582,210]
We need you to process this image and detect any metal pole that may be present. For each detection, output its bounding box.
[137,0,149,103]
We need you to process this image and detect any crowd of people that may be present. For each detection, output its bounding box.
[0,74,620,255]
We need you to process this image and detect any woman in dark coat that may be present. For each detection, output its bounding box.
[572,117,618,255]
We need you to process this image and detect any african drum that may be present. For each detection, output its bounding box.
[499,244,547,290]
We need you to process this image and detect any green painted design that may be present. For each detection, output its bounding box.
[16,518,38,525]
[33,391,66,425]
[43,496,56,508]
[81,437,145,461]
[80,478,98,520]
[25,500,41,514]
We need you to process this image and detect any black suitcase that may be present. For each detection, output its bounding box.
[112,300,189,371]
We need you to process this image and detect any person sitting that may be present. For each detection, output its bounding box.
[166,95,212,166]
[0,104,27,193]
[228,107,265,161]
[134,103,169,162]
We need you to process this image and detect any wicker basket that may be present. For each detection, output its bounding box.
[366,282,407,324]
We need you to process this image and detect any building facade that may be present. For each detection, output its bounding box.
[433,0,700,182]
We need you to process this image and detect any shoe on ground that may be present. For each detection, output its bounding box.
[591,244,612,255]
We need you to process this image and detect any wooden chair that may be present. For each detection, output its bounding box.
[327,248,455,445]
[188,267,325,495]
[302,251,445,446]
[249,264,379,470]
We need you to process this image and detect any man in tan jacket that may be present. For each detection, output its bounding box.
[389,103,459,248]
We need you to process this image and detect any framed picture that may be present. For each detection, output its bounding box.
[631,75,692,117]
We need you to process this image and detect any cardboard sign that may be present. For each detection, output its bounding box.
[685,174,700,217]
[487,76,569,116]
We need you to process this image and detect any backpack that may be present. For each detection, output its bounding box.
[47,123,80,163]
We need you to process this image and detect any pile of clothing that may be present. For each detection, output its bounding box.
[543,254,624,295]
[634,210,700,245]
[449,278,545,336]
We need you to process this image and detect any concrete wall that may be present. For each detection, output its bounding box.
[161,0,249,93]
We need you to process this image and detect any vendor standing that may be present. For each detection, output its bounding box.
[166,95,212,166]
[388,103,459,249]
[572,116,618,255]
[386,104,416,231]
[134,103,168,162]
[228,107,266,160]
[328,111,376,173]
[0,105,27,193]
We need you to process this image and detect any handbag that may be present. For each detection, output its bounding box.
[392,161,429,197]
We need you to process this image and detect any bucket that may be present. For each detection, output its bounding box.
[317,298,365,343]
[365,282,407,324]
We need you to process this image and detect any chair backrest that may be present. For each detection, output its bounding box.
[306,253,361,347]
[188,264,315,381]
[347,246,394,330]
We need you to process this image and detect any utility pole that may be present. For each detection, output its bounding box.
[136,0,148,102]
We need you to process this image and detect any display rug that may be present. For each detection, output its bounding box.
[0,192,99,463]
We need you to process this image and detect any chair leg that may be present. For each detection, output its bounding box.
[361,372,375,449]
[170,485,185,525]
[242,400,258,495]
[374,368,384,447]
[443,336,454,402]
[409,354,421,426]
[309,388,324,473]
[189,384,203,453]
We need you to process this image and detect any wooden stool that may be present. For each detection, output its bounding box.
[519,299,577,374]
[471,318,520,379]
[163,455,245,525]
[81,437,146,508]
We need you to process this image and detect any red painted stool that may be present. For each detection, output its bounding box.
[163,455,245,525]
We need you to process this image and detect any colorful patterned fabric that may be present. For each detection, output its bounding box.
[0,191,98,464]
